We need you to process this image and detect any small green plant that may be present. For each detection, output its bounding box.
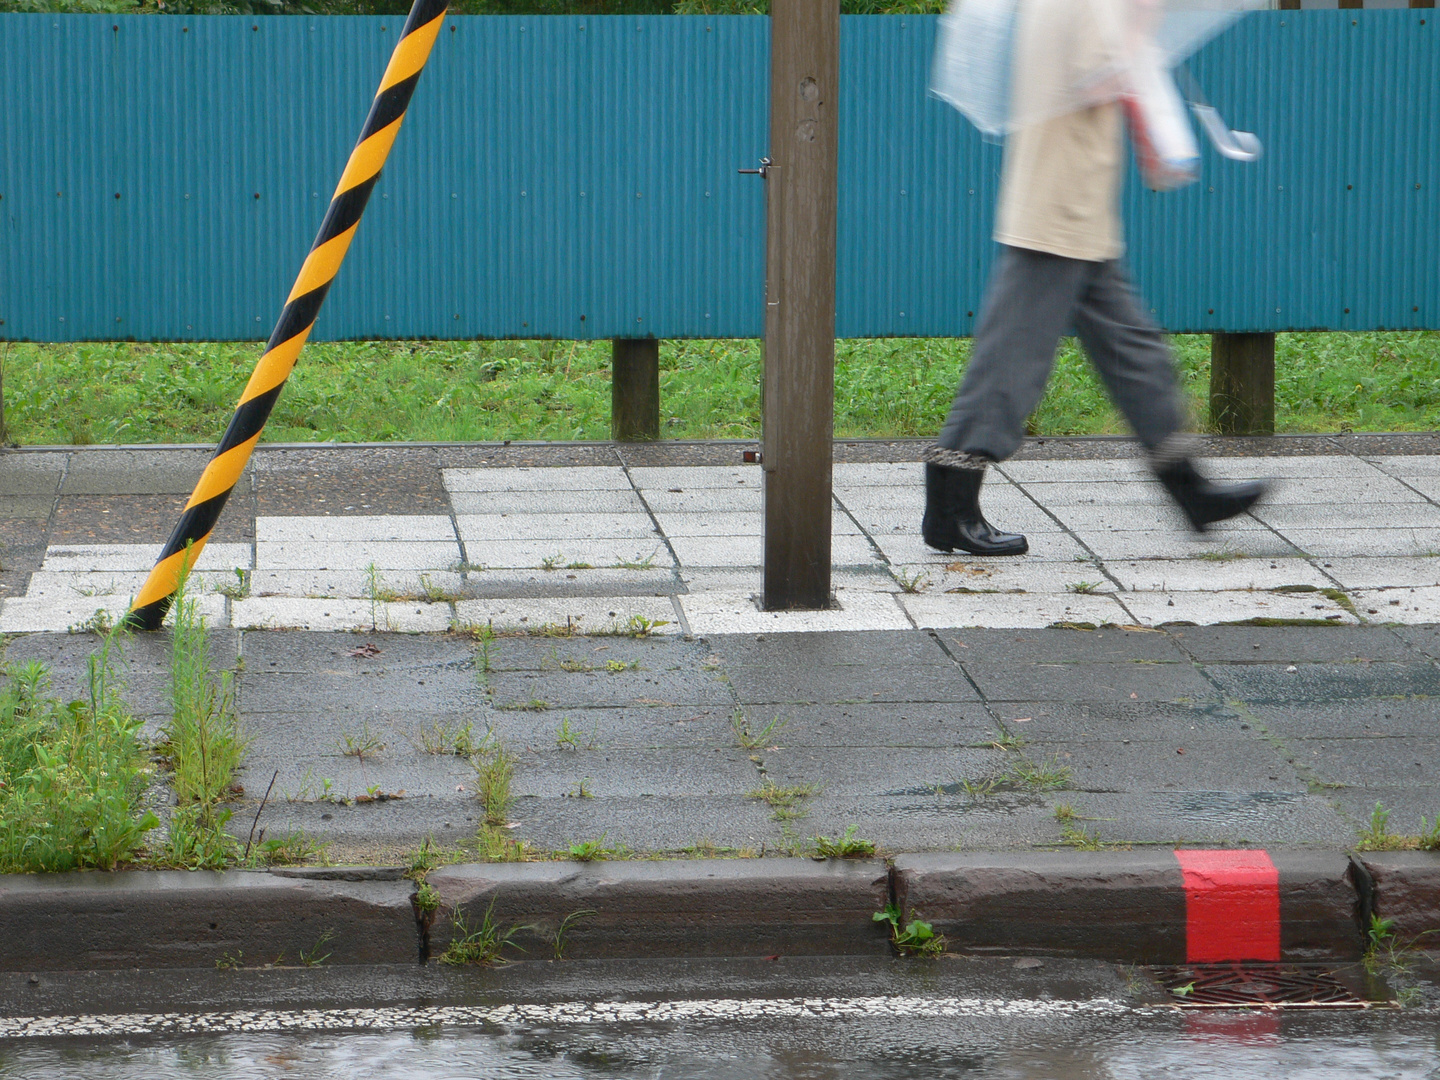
[477,824,531,863]
[747,779,820,813]
[253,830,323,867]
[623,613,669,637]
[440,900,530,967]
[568,777,594,799]
[1060,824,1105,851]
[988,732,1027,751]
[338,722,387,761]
[873,903,946,957]
[557,657,594,673]
[1357,800,1440,851]
[215,567,252,601]
[1004,753,1073,792]
[812,825,876,859]
[551,909,598,960]
[472,622,496,683]
[215,951,244,971]
[363,562,398,629]
[567,834,616,861]
[605,659,639,673]
[499,698,550,712]
[161,804,238,870]
[471,732,517,826]
[416,719,477,757]
[416,573,453,604]
[1054,803,1077,823]
[1197,550,1248,562]
[613,553,658,571]
[896,569,929,594]
[300,928,336,967]
[67,608,114,635]
[733,710,787,750]
[540,552,564,571]
[1066,581,1101,594]
[408,838,441,879]
[959,777,999,800]
[414,882,441,917]
[1170,981,1196,998]
[556,717,581,749]
[565,561,594,571]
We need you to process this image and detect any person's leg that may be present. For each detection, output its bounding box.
[1071,260,1266,531]
[925,246,1088,556]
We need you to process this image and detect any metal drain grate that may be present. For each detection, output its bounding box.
[1153,963,1370,1008]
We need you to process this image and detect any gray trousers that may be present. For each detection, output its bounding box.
[938,245,1185,460]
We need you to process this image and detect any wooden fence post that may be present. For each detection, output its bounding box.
[761,0,840,611]
[611,338,660,442]
[1210,332,1276,436]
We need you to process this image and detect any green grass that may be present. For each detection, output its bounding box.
[3,333,1436,446]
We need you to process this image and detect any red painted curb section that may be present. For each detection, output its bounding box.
[1174,849,1280,963]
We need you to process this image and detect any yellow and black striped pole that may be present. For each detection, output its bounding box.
[126,0,449,630]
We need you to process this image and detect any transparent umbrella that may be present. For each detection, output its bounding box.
[931,0,1264,183]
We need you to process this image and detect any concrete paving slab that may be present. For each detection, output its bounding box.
[627,466,763,490]
[20,569,236,601]
[1255,503,1440,530]
[255,515,457,543]
[1319,556,1440,590]
[239,629,473,673]
[678,566,897,595]
[1074,529,1300,562]
[49,493,254,545]
[487,705,737,751]
[1257,476,1428,505]
[456,567,678,599]
[1163,623,1420,664]
[716,635,977,706]
[1050,790,1355,847]
[831,485,924,511]
[39,541,253,573]
[832,462,928,486]
[237,664,484,716]
[851,504,1063,538]
[1247,699,1440,739]
[1404,476,1440,501]
[993,700,1247,742]
[1118,589,1356,627]
[478,633,710,673]
[504,794,779,853]
[485,665,732,710]
[442,466,631,492]
[1370,455,1440,477]
[245,568,466,600]
[449,488,648,515]
[755,745,1005,797]
[456,512,658,542]
[1000,481,1162,507]
[1291,738,1440,789]
[457,538,672,571]
[639,488,763,514]
[655,510,859,538]
[0,452,66,496]
[877,531,1089,564]
[4,628,238,675]
[736,701,999,748]
[668,533,879,569]
[788,793,1059,852]
[1326,787,1440,839]
[901,591,1127,629]
[681,590,910,637]
[935,626,1189,663]
[1392,624,1440,660]
[888,560,1116,595]
[507,746,758,798]
[254,540,462,572]
[1207,661,1440,705]
[1031,736,1307,793]
[58,449,214,495]
[1197,455,1387,479]
[958,659,1215,704]
[453,596,679,635]
[1105,557,1331,593]
[999,459,1154,483]
[1352,586,1440,623]
[230,596,453,632]
[0,592,227,633]
[1044,505,1195,532]
[1278,528,1440,558]
[0,495,57,519]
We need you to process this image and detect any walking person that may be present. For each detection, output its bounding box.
[923,0,1266,557]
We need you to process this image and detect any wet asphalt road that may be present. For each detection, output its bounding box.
[3,957,1437,1079]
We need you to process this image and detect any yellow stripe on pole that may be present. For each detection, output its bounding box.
[335,119,404,197]
[238,327,313,406]
[131,544,208,614]
[378,13,445,93]
[288,223,360,303]
[185,436,262,509]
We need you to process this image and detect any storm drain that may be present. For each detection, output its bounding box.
[1153,963,1371,1008]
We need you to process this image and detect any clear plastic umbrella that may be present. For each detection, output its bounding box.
[931,0,1263,182]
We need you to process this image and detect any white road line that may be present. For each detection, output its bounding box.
[1,995,1136,1039]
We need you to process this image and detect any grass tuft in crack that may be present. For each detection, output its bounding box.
[471,731,517,827]
[441,899,530,967]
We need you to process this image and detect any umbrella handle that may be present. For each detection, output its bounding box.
[1191,103,1263,162]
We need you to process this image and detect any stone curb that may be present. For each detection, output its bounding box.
[1,852,1433,971]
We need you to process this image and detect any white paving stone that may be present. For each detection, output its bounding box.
[832,462,930,486]
[1277,529,1440,559]
[442,466,631,492]
[1198,455,1389,479]
[656,511,860,538]
[875,532,1089,564]
[455,513,658,542]
[1105,557,1333,593]
[900,591,1127,629]
[1257,476,1425,505]
[851,502,1061,538]
[247,569,466,599]
[638,488,763,514]
[1005,481,1165,507]
[0,593,227,633]
[679,567,898,594]
[254,540,463,571]
[453,596,679,635]
[21,570,237,601]
[998,458,1152,483]
[1252,503,1440,531]
[458,538,673,571]
[450,489,648,515]
[668,533,878,568]
[1118,590,1357,627]
[1351,586,1440,623]
[887,560,1115,595]
[1366,455,1440,478]
[1315,557,1440,591]
[39,542,253,573]
[255,515,456,543]
[628,466,762,490]
[1047,504,1202,532]
[833,486,924,512]
[1072,528,1299,562]
[1403,477,1440,502]
[680,590,910,635]
[230,596,453,632]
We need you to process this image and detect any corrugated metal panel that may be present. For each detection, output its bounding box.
[0,11,1434,342]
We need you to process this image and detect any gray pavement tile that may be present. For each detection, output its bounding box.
[754,746,1006,798]
[722,660,981,707]
[1279,528,1440,559]
[936,627,1189,663]
[456,567,678,599]
[58,450,216,496]
[1037,737,1307,793]
[238,726,477,800]
[457,512,659,542]
[483,634,713,673]
[1247,700,1440,739]
[509,746,758,798]
[239,630,475,673]
[0,452,66,496]
[485,668,735,710]
[222,795,486,851]
[49,494,255,544]
[794,793,1059,851]
[1007,701,1250,742]
[5,628,241,673]
[1073,529,1302,562]
[1253,476,1426,505]
[443,465,630,492]
[958,660,1213,704]
[1326,555,1440,589]
[0,495,57,519]
[1325,787,1440,837]
[438,445,624,470]
[1254,503,1440,530]
[509,795,779,853]
[238,669,486,716]
[1287,738,1440,790]
[486,705,737,751]
[255,464,450,517]
[628,466,763,490]
[710,629,953,669]
[736,702,999,748]
[1166,624,1422,663]
[1206,662,1440,705]
[1052,791,1355,847]
[1391,625,1440,661]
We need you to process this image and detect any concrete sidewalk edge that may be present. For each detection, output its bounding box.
[1,852,1435,972]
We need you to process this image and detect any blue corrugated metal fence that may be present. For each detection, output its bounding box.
[0,11,1434,342]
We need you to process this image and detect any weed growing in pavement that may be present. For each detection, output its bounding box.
[557,656,594,673]
[551,910,597,960]
[733,709,787,751]
[1197,550,1248,562]
[873,903,946,958]
[215,568,252,601]
[567,778,594,799]
[471,732,517,826]
[748,779,820,822]
[988,732,1027,751]
[605,659,639,673]
[250,830,324,867]
[416,719,478,757]
[623,613,669,637]
[286,769,336,803]
[498,698,550,712]
[215,951,244,971]
[1053,803,1077,823]
[441,900,530,967]
[363,563,400,629]
[812,825,876,859]
[414,882,441,918]
[959,777,999,800]
[1060,823,1106,851]
[567,835,618,862]
[337,722,387,761]
[555,717,581,749]
[1066,581,1102,594]
[613,554,658,572]
[540,553,563,572]
[162,803,237,869]
[0,642,160,873]
[476,824,531,863]
[565,562,594,571]
[1003,753,1073,792]
[466,621,497,683]
[67,608,115,635]
[300,929,336,967]
[1356,800,1440,851]
[896,569,930,594]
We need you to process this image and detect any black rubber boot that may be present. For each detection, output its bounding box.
[1155,458,1267,532]
[922,462,1029,556]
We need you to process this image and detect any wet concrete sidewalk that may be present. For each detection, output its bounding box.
[0,434,1437,861]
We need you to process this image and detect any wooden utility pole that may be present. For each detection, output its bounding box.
[1210,332,1276,435]
[761,0,840,611]
[611,338,660,441]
